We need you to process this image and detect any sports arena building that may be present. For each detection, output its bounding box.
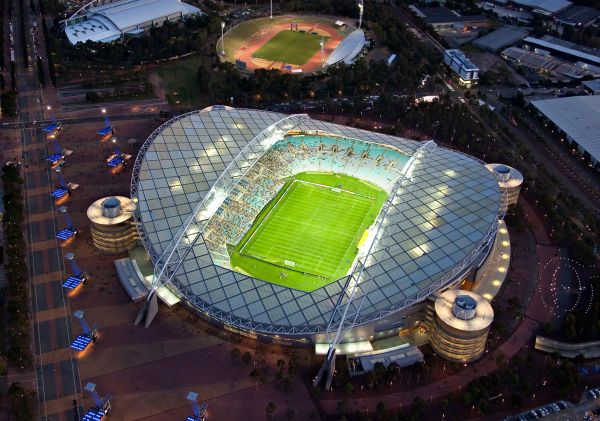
[122,107,508,352]
[63,0,202,44]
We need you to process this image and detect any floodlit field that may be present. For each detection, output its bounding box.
[230,172,387,292]
[251,30,325,65]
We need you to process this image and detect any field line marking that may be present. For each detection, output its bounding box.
[240,180,295,256]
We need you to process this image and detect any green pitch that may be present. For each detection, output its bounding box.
[252,30,325,66]
[229,172,388,292]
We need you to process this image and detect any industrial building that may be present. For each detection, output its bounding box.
[531,95,600,167]
[522,35,600,68]
[444,49,480,86]
[554,5,600,27]
[63,0,202,44]
[501,46,587,79]
[509,0,572,15]
[472,26,529,52]
[583,79,600,95]
[413,7,490,29]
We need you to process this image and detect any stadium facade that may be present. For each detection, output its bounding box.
[127,107,504,346]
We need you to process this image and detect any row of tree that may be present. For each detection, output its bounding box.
[7,382,35,420]
[2,164,33,369]
[1,91,18,117]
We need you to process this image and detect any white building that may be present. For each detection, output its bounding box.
[64,0,202,44]
[444,49,479,87]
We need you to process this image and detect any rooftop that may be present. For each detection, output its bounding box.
[445,49,479,70]
[418,7,488,24]
[554,5,600,26]
[583,79,600,94]
[531,95,600,163]
[64,0,202,44]
[523,35,600,66]
[511,0,572,14]
[435,289,493,332]
[472,26,529,52]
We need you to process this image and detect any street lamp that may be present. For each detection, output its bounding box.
[221,21,225,56]
[101,108,106,114]
[358,1,364,30]
[270,0,272,19]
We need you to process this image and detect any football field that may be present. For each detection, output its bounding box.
[251,30,324,65]
[230,172,387,292]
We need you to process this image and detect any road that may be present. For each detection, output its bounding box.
[5,1,85,419]
[544,396,600,420]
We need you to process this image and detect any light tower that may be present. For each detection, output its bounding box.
[50,171,70,199]
[71,310,98,352]
[358,1,364,30]
[220,21,225,56]
[56,206,78,241]
[320,39,325,68]
[62,252,87,290]
[82,382,112,420]
[186,391,208,421]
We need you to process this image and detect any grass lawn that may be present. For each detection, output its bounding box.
[251,30,324,65]
[155,55,211,107]
[221,14,335,61]
[229,172,387,292]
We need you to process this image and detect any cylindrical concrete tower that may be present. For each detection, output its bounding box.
[87,196,137,254]
[485,163,523,212]
[430,290,494,363]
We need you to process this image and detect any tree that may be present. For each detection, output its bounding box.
[282,375,294,392]
[376,401,387,419]
[242,351,252,364]
[266,401,276,419]
[284,408,296,420]
[230,347,241,359]
[344,382,354,395]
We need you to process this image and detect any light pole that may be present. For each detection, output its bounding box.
[270,0,272,19]
[358,1,364,30]
[221,21,225,56]
[320,39,325,68]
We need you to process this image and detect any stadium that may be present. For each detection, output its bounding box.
[124,107,506,352]
[220,15,366,74]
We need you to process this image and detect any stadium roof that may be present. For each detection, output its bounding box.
[64,0,202,44]
[325,29,365,66]
[132,108,501,335]
[472,26,529,52]
[531,95,600,164]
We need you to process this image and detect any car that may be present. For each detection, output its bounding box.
[557,401,567,409]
